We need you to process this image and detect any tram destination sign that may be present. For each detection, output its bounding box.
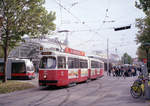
[65,47,85,56]
[41,52,52,55]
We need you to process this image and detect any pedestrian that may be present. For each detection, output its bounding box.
[108,68,111,76]
[112,68,115,77]
[124,68,128,77]
[115,68,119,77]
[120,67,124,77]
[131,68,135,77]
[128,67,131,77]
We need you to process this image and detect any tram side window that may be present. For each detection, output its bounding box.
[39,57,56,69]
[101,63,104,68]
[91,61,97,68]
[96,62,100,68]
[74,58,79,68]
[12,63,26,73]
[80,59,88,68]
[0,63,4,73]
[97,62,100,68]
[80,59,83,68]
[99,63,102,68]
[58,56,66,69]
[100,63,104,68]
[91,61,94,68]
[68,57,74,69]
[84,60,88,68]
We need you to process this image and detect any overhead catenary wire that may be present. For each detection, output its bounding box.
[74,2,115,48]
[59,0,63,25]
[55,0,83,23]
[54,0,105,48]
[54,0,135,54]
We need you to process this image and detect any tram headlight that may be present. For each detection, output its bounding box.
[44,75,47,79]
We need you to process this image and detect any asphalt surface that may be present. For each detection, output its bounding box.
[0,73,149,106]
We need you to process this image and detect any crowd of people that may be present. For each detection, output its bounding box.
[108,65,142,78]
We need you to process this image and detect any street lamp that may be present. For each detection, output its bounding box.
[142,42,150,99]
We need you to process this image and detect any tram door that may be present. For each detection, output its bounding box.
[7,59,12,79]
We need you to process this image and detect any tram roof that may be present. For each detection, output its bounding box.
[88,57,104,63]
[41,51,104,63]
[41,50,88,59]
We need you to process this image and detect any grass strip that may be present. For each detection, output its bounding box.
[0,80,35,94]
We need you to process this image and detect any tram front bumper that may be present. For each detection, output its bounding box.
[39,80,58,86]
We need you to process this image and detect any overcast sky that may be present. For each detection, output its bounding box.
[44,0,145,58]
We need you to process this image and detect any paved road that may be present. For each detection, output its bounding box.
[0,74,149,106]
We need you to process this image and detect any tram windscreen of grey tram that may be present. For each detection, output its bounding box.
[12,62,26,73]
[0,63,4,73]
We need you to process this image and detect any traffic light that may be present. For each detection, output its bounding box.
[114,25,131,31]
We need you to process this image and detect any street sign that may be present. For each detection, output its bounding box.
[143,58,147,64]
[114,25,131,31]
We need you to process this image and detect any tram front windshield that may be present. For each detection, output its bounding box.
[40,56,56,69]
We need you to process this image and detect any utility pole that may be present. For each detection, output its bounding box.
[59,0,62,25]
[64,31,69,46]
[107,38,109,75]
[57,30,69,48]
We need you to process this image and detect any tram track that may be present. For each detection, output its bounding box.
[58,88,70,106]
[0,88,40,106]
[28,91,51,106]
[60,77,119,106]
[88,77,130,106]
[85,79,102,96]
[26,87,71,106]
[56,79,103,106]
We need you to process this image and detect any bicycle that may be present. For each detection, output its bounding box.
[130,74,147,98]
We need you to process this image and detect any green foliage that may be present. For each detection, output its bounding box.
[135,0,150,14]
[0,0,56,48]
[0,45,14,58]
[136,46,147,61]
[135,0,150,60]
[121,53,132,64]
[136,17,150,44]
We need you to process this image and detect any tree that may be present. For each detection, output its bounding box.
[0,0,56,82]
[135,0,150,60]
[136,17,150,44]
[135,0,150,14]
[136,45,150,62]
[121,53,132,64]
[136,46,146,61]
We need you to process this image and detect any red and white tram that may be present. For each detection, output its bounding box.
[39,48,104,87]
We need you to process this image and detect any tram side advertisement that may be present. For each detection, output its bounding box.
[68,69,78,79]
